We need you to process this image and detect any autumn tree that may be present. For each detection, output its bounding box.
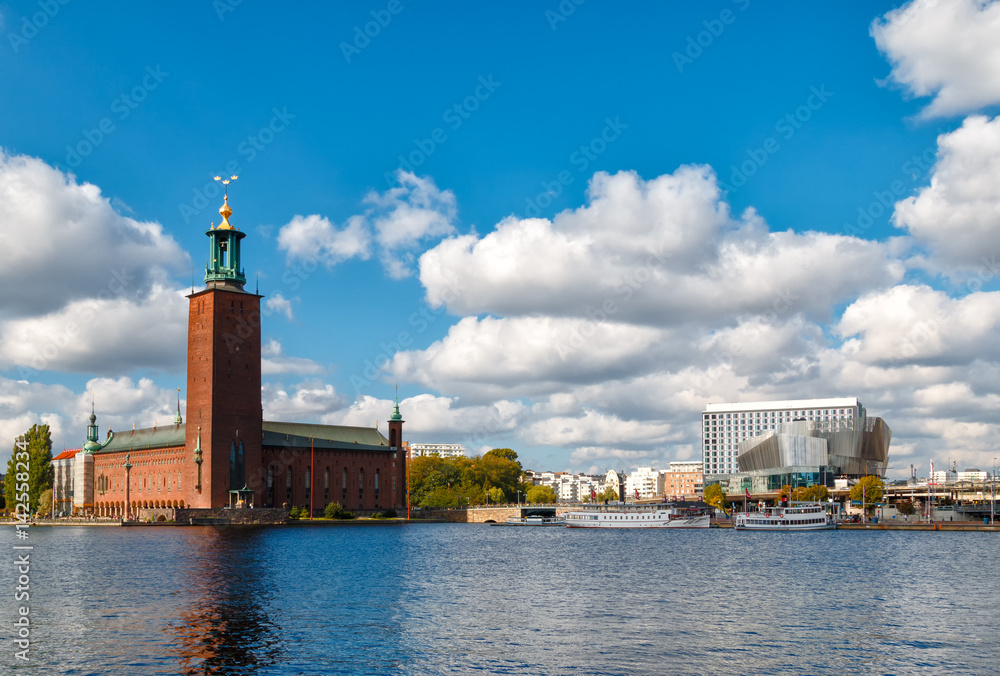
[407,450,527,508]
[526,485,558,504]
[597,486,618,502]
[4,424,54,514]
[849,475,885,516]
[703,483,726,510]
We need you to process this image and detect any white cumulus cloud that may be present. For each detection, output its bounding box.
[872,0,1000,118]
[892,115,1000,274]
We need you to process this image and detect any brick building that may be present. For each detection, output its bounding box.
[69,192,405,518]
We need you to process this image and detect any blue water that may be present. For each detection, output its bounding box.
[2,524,998,675]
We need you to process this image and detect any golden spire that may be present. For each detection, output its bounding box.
[213,175,238,230]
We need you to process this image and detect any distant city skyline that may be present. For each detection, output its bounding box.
[1,1,999,478]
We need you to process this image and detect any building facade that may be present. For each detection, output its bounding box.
[663,461,703,499]
[705,398,892,494]
[408,443,467,459]
[624,467,663,500]
[528,471,603,502]
[702,397,867,475]
[60,193,406,518]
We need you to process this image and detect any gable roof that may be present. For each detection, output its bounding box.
[53,448,81,461]
[262,421,390,452]
[98,424,186,454]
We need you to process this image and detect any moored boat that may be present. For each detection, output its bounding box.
[564,502,712,529]
[733,501,836,531]
[500,515,565,526]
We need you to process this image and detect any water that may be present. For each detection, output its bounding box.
[3,524,998,675]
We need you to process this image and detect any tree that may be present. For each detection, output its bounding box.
[5,424,54,514]
[597,486,618,502]
[895,499,916,516]
[485,448,519,464]
[703,483,726,510]
[779,484,830,502]
[526,485,558,504]
[849,475,885,516]
[36,489,52,517]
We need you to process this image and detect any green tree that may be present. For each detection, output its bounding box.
[597,486,618,502]
[5,424,54,514]
[703,483,726,510]
[526,485,558,504]
[779,484,830,502]
[849,475,885,515]
[485,448,519,464]
[36,488,52,518]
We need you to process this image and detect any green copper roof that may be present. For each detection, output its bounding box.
[262,421,390,451]
[97,424,186,453]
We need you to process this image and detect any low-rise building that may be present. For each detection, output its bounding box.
[663,461,703,499]
[625,467,663,501]
[408,443,467,459]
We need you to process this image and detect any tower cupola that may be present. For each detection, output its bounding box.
[205,176,247,289]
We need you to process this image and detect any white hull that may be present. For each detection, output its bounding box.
[733,502,837,531]
[565,511,711,529]
[500,517,565,526]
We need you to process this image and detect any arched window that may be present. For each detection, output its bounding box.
[324,467,330,504]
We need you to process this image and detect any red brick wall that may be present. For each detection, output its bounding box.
[185,287,263,508]
[261,446,405,513]
[92,446,187,517]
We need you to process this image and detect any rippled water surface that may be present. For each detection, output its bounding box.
[3,524,998,675]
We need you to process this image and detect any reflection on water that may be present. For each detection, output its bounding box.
[4,524,1000,675]
[167,528,281,675]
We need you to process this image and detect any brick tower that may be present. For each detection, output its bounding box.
[184,180,263,508]
[387,394,406,511]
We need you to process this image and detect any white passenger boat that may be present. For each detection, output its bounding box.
[733,501,836,531]
[564,502,712,529]
[501,515,565,526]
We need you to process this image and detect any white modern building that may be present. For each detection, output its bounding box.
[529,471,603,502]
[624,466,663,500]
[702,397,867,475]
[958,468,987,483]
[407,443,467,459]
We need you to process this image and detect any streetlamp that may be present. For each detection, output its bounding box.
[485,493,490,507]
[993,458,997,525]
[516,490,523,507]
[124,453,132,522]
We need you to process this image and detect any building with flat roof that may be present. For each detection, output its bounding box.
[702,397,866,475]
[407,443,466,459]
[663,461,703,499]
[704,398,891,494]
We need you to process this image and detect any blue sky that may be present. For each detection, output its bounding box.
[2,0,1000,478]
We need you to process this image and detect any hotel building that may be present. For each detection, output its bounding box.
[702,397,867,475]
